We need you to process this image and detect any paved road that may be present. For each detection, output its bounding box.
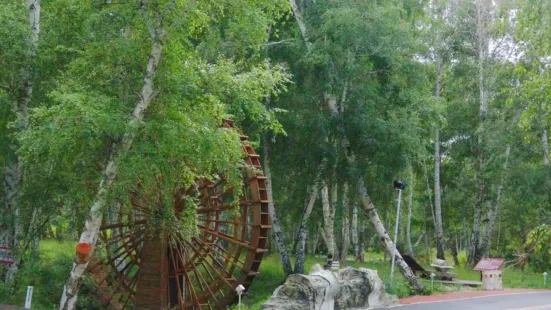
[381,291,551,310]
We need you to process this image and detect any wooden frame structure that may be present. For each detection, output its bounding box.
[88,120,271,309]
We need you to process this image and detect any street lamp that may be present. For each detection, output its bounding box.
[390,179,406,289]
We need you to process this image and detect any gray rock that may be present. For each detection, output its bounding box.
[261,264,398,310]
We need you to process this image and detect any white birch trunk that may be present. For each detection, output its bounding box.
[434,127,445,260]
[288,0,312,51]
[330,182,338,261]
[263,138,293,276]
[294,183,319,274]
[4,0,41,282]
[423,162,437,229]
[312,230,319,255]
[470,0,488,265]
[480,145,510,257]
[59,26,166,310]
[414,231,425,248]
[341,182,350,261]
[352,202,359,260]
[406,169,414,257]
[543,129,550,166]
[318,222,329,253]
[358,214,365,262]
[321,181,335,264]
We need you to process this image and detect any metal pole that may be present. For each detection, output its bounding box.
[390,188,403,288]
[238,293,242,310]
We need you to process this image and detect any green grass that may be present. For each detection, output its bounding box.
[1,241,549,310]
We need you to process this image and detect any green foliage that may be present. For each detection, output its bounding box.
[525,224,551,272]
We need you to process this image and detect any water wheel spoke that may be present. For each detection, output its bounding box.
[186,237,235,287]
[168,240,186,308]
[101,220,147,230]
[197,225,255,251]
[176,239,221,308]
[177,239,226,309]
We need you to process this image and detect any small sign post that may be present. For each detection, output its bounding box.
[544,272,548,286]
[25,286,33,309]
[474,258,505,290]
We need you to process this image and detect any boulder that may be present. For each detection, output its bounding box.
[261,264,398,310]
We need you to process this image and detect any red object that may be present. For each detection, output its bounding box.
[473,258,505,271]
[76,242,92,264]
[77,242,92,255]
[0,246,11,250]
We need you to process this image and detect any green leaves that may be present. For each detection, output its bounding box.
[10,0,291,234]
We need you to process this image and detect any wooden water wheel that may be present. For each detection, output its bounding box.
[88,120,271,310]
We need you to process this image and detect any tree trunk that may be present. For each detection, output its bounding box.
[330,182,339,261]
[480,145,510,257]
[294,183,319,274]
[321,181,336,266]
[423,162,437,229]
[469,0,488,266]
[4,0,41,283]
[433,58,444,259]
[543,129,550,166]
[414,231,425,248]
[341,183,350,261]
[288,0,311,51]
[434,127,445,260]
[30,209,41,257]
[356,179,424,293]
[469,179,484,265]
[263,138,293,277]
[312,230,319,256]
[352,202,359,261]
[406,169,414,257]
[358,214,365,262]
[59,23,166,310]
[451,234,460,266]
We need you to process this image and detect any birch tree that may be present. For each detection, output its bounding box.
[263,137,293,276]
[341,182,350,261]
[58,2,176,308]
[320,181,336,264]
[294,184,319,274]
[2,0,41,282]
[352,201,359,260]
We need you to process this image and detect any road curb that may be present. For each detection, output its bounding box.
[399,289,551,306]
